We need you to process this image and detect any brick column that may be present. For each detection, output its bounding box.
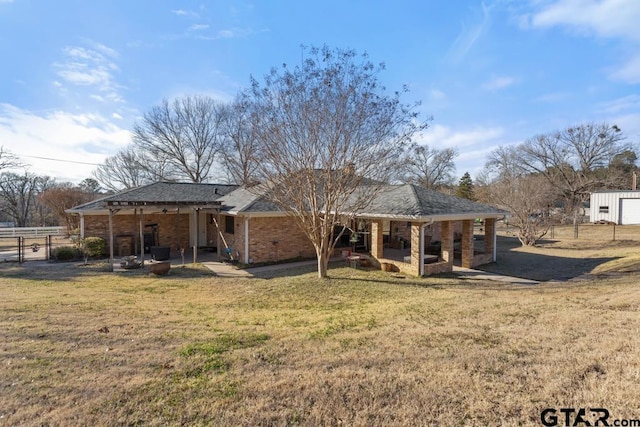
[441,221,454,264]
[484,218,496,262]
[461,219,474,268]
[410,222,421,274]
[370,220,384,259]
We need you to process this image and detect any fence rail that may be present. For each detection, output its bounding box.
[0,227,65,238]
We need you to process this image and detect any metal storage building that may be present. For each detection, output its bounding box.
[590,191,640,224]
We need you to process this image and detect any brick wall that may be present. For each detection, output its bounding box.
[83,212,191,256]
[219,215,316,264]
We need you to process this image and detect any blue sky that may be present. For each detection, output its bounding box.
[1,0,639,183]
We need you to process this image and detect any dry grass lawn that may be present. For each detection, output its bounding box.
[1,225,640,426]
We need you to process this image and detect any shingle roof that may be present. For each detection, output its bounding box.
[362,184,505,219]
[67,182,238,212]
[68,181,504,220]
[218,186,282,214]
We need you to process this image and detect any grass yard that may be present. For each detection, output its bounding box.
[1,226,640,426]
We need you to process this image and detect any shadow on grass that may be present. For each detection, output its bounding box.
[474,235,620,281]
[0,259,216,282]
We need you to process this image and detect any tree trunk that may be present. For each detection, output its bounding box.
[573,209,579,239]
[317,250,329,279]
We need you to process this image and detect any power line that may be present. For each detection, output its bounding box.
[17,154,101,166]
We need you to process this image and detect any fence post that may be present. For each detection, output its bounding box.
[48,235,52,260]
[17,236,22,264]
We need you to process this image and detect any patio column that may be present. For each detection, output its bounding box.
[79,214,85,238]
[461,219,474,268]
[410,222,421,275]
[244,217,250,264]
[484,218,497,262]
[108,209,114,272]
[370,220,383,259]
[441,221,454,265]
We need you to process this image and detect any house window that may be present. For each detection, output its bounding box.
[225,216,235,234]
[599,206,609,214]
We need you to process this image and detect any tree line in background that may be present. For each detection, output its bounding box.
[0,46,637,258]
[0,146,102,231]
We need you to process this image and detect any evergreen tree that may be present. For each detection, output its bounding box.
[456,172,475,200]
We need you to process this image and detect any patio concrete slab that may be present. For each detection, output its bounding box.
[453,266,539,285]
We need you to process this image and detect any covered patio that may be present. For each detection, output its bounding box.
[367,218,498,276]
[352,185,505,276]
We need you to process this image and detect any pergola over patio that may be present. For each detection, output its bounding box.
[66,182,237,270]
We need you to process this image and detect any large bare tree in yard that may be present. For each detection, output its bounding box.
[220,98,260,185]
[517,122,630,236]
[398,144,457,189]
[132,95,226,183]
[480,146,556,246]
[246,46,426,278]
[93,145,169,192]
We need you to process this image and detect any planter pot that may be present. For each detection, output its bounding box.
[148,261,171,275]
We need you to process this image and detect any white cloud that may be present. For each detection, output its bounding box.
[609,55,640,84]
[415,123,505,150]
[482,76,518,90]
[0,104,130,182]
[447,2,492,63]
[189,24,209,31]
[112,113,123,120]
[526,0,640,84]
[530,0,640,41]
[172,9,199,18]
[597,94,640,114]
[53,42,124,101]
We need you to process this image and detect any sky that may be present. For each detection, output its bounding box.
[0,0,639,184]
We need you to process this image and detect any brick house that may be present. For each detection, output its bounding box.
[68,181,505,276]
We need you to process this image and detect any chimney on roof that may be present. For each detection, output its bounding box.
[214,188,219,195]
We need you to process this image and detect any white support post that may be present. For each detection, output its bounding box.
[80,214,85,238]
[192,208,198,264]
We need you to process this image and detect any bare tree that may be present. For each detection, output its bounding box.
[92,145,170,192]
[220,98,260,185]
[0,146,20,171]
[0,171,41,227]
[480,146,555,246]
[246,45,427,278]
[517,122,629,235]
[399,144,457,189]
[39,182,95,233]
[132,95,227,183]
